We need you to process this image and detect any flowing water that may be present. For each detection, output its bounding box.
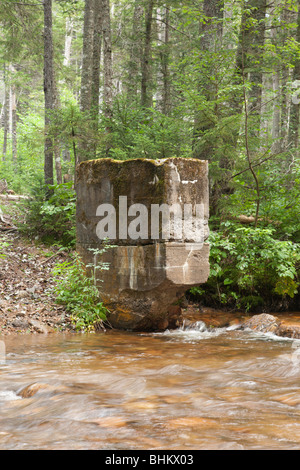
[1,322,300,450]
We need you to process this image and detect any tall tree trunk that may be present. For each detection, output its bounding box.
[80,0,94,116]
[157,6,171,115]
[128,1,143,100]
[63,17,73,67]
[11,82,17,164]
[141,0,154,109]
[43,0,54,189]
[288,1,300,155]
[92,0,103,124]
[53,77,62,185]
[2,65,9,161]
[78,0,95,164]
[102,0,113,155]
[102,0,113,120]
[280,8,295,152]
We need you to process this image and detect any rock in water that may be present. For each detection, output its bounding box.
[241,314,281,334]
[76,158,210,331]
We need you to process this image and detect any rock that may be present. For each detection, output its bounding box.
[240,314,282,334]
[17,382,50,398]
[239,313,300,340]
[276,324,300,339]
[12,318,29,329]
[76,157,210,331]
[28,319,54,334]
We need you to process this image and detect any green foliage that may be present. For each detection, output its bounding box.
[51,250,110,332]
[190,222,300,312]
[106,96,193,160]
[19,181,76,247]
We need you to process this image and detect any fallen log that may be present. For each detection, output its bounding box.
[0,194,30,201]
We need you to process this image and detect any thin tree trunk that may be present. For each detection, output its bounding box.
[141,0,154,109]
[2,65,9,161]
[78,0,95,164]
[63,17,73,67]
[270,0,281,154]
[53,78,62,185]
[43,0,54,189]
[128,1,143,100]
[92,0,103,124]
[11,82,17,164]
[80,0,94,115]
[102,0,113,156]
[288,0,300,155]
[102,0,113,121]
[157,6,171,115]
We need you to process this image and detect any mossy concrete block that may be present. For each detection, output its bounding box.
[76,157,210,331]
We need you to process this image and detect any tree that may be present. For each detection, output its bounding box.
[44,0,54,189]
[141,0,155,109]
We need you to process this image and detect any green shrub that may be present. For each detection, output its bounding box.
[190,222,300,312]
[51,249,110,332]
[19,181,76,248]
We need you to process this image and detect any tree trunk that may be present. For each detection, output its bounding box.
[92,0,103,124]
[63,17,73,67]
[80,0,94,116]
[11,82,17,164]
[102,0,113,121]
[288,1,300,155]
[157,6,171,115]
[43,0,54,189]
[128,1,143,101]
[2,65,9,161]
[141,0,154,109]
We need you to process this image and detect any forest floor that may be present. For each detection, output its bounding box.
[0,196,73,335]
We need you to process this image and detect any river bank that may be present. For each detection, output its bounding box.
[0,221,299,338]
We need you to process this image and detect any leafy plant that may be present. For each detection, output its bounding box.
[19,180,76,247]
[51,249,110,332]
[190,222,300,312]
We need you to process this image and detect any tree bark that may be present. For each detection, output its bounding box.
[92,0,103,124]
[102,0,113,121]
[128,1,143,100]
[11,81,17,164]
[157,6,171,115]
[141,0,154,109]
[288,0,300,155]
[2,65,9,161]
[80,0,94,116]
[43,0,54,189]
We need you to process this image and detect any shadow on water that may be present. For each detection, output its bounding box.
[1,322,300,450]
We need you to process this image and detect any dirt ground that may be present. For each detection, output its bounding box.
[0,196,73,335]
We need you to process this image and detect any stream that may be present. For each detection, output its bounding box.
[1,322,300,450]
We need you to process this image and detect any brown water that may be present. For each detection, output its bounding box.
[1,323,300,450]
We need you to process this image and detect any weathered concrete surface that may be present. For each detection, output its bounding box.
[76,158,210,331]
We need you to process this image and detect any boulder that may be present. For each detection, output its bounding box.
[240,313,300,339]
[240,314,282,334]
[76,158,210,331]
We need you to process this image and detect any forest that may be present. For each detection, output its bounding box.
[0,0,299,323]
